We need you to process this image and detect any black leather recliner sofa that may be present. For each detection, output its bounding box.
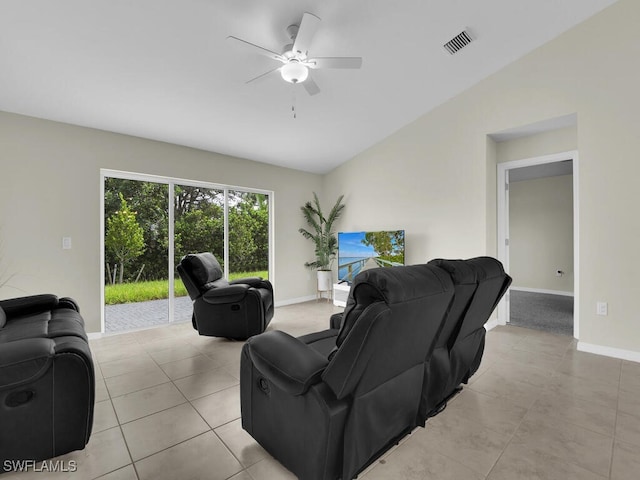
[240,257,510,480]
[241,263,456,480]
[177,252,274,340]
[0,294,94,464]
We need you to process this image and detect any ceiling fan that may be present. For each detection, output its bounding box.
[227,12,362,96]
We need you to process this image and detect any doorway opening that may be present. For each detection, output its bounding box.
[100,170,273,334]
[497,151,579,338]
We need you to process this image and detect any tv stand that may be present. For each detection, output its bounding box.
[333,283,350,307]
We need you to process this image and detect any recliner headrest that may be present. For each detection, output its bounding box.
[465,256,507,280]
[428,259,477,285]
[335,264,452,347]
[180,252,223,286]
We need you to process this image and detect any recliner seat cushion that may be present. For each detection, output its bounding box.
[0,306,5,328]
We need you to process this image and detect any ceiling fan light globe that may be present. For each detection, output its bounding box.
[281,62,308,83]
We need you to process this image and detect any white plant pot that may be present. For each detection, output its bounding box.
[317,270,333,292]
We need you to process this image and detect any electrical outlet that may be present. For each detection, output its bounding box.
[62,237,72,250]
[596,301,608,316]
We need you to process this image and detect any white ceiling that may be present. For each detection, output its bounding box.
[0,0,618,174]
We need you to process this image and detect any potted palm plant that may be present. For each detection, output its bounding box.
[299,192,345,295]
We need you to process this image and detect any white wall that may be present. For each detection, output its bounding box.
[0,112,322,333]
[509,175,574,292]
[325,0,640,354]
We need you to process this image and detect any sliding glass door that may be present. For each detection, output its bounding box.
[102,170,272,333]
[104,177,169,332]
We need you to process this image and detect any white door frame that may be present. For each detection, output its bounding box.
[496,150,579,339]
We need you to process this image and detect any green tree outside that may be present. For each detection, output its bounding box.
[105,179,168,281]
[104,179,270,292]
[105,193,146,283]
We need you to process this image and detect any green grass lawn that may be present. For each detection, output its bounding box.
[104,271,268,305]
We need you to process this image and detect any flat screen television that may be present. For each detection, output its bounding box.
[337,230,405,284]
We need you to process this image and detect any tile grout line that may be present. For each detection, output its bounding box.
[490,334,618,479]
[132,335,247,478]
[608,361,624,480]
[87,304,334,479]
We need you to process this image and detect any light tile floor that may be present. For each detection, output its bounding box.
[4,301,640,479]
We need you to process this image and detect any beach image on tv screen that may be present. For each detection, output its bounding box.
[338,230,405,283]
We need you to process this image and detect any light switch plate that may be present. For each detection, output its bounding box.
[62,237,72,250]
[596,301,608,316]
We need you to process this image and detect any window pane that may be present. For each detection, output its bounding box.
[173,185,225,262]
[228,191,269,280]
[104,178,169,332]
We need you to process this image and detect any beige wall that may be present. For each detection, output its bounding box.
[495,126,577,164]
[0,112,322,333]
[509,175,574,292]
[325,0,640,354]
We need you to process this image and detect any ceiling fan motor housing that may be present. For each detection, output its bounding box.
[281,60,308,83]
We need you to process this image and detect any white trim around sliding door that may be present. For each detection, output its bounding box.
[99,168,274,333]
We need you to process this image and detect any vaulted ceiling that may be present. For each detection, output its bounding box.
[0,0,619,173]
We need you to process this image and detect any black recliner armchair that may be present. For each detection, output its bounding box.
[0,294,94,465]
[241,264,455,480]
[177,252,274,340]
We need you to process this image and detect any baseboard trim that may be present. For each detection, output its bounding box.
[510,286,574,297]
[577,341,640,363]
[274,295,317,307]
[484,319,499,331]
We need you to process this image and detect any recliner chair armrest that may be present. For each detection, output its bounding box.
[230,277,265,287]
[247,331,329,396]
[0,294,59,319]
[0,338,55,388]
[58,297,80,312]
[202,284,250,304]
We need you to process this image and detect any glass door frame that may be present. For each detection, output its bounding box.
[100,169,274,333]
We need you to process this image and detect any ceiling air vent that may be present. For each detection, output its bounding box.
[443,30,473,55]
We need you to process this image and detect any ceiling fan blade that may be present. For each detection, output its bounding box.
[308,57,363,69]
[227,36,284,62]
[292,12,321,57]
[246,66,281,84]
[303,75,321,96]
